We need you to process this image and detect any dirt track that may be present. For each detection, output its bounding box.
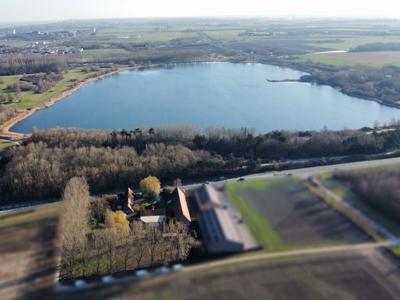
[0,208,60,300]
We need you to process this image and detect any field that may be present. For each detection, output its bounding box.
[0,68,102,110]
[301,51,400,67]
[321,172,400,238]
[55,248,400,300]
[225,179,369,251]
[306,35,400,51]
[0,205,60,300]
[86,28,199,43]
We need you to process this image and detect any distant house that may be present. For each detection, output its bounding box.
[170,187,191,224]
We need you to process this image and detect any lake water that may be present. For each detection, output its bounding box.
[11,62,400,133]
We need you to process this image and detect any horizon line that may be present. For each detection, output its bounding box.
[2,14,400,27]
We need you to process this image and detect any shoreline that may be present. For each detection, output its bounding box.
[0,67,132,139]
[2,58,399,139]
[0,57,239,139]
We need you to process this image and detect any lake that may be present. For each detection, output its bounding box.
[11,62,400,133]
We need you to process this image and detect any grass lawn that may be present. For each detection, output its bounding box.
[0,68,101,110]
[226,180,283,251]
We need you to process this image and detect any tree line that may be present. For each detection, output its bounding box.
[334,169,400,222]
[350,43,400,52]
[30,126,400,159]
[0,55,68,75]
[299,65,400,107]
[0,141,227,200]
[3,126,400,201]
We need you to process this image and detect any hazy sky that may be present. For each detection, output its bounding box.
[1,0,400,23]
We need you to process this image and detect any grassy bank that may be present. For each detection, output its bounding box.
[225,180,283,251]
[0,68,103,110]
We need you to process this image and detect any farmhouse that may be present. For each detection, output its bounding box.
[108,180,193,227]
[194,185,245,254]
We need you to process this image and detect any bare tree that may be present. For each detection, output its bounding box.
[146,226,162,266]
[119,230,133,271]
[59,177,91,280]
[131,222,147,268]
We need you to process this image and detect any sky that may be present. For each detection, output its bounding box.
[1,0,400,23]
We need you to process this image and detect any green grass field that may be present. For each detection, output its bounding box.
[307,35,400,51]
[226,180,285,251]
[0,68,100,110]
[301,51,400,67]
[90,29,198,43]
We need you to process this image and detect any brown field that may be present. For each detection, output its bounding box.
[54,248,400,300]
[0,206,60,300]
[239,180,369,248]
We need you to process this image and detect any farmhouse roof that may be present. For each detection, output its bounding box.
[172,187,191,223]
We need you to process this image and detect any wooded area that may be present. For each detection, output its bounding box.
[2,127,400,201]
[334,169,400,222]
[0,55,68,75]
[299,64,400,107]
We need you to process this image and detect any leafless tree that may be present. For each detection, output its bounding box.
[59,177,91,280]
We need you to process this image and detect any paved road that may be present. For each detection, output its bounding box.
[3,156,400,216]
[0,200,61,216]
[184,156,400,190]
